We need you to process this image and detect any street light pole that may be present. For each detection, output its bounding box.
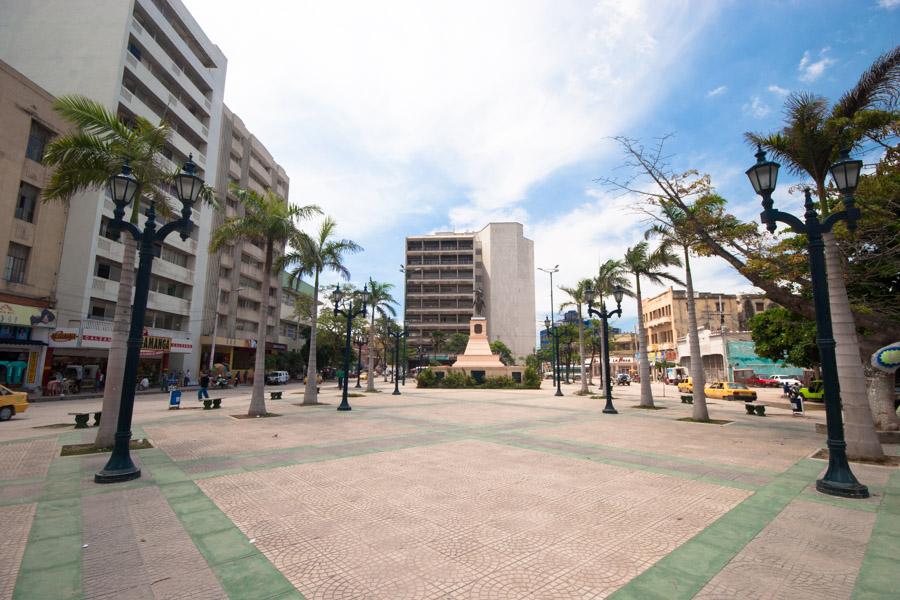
[746,146,868,499]
[585,284,625,414]
[388,324,407,395]
[538,265,560,390]
[354,332,367,389]
[96,157,203,483]
[544,316,563,397]
[333,284,369,411]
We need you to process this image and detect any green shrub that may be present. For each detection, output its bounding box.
[416,368,436,388]
[483,375,516,388]
[441,371,471,388]
[523,366,541,389]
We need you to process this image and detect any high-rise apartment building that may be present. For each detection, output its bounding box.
[0,0,227,378]
[405,223,535,361]
[199,106,290,376]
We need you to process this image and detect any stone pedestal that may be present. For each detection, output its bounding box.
[452,318,504,368]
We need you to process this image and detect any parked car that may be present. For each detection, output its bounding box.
[754,375,781,387]
[677,377,693,394]
[797,380,824,402]
[704,381,758,401]
[0,384,29,421]
[265,370,290,385]
[615,373,631,386]
[771,374,802,388]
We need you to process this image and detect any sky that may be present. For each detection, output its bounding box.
[184,0,899,344]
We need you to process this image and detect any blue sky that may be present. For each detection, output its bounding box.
[186,0,899,341]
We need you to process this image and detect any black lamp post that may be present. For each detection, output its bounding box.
[544,316,563,397]
[388,324,408,395]
[354,332,367,389]
[746,146,868,499]
[95,157,202,483]
[585,284,625,414]
[333,284,369,411]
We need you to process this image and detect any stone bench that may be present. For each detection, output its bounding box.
[680,395,693,404]
[68,411,101,428]
[745,403,766,416]
[270,391,283,400]
[202,398,222,410]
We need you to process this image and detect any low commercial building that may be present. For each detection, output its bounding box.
[676,328,804,383]
[0,60,73,391]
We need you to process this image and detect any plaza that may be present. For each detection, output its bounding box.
[1,381,896,599]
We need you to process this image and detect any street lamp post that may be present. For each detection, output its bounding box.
[388,324,408,395]
[354,332,367,389]
[544,316,563,397]
[333,284,369,411]
[585,284,626,414]
[538,266,561,391]
[746,146,868,499]
[95,157,203,483]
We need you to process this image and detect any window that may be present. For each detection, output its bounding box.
[99,217,120,241]
[89,299,115,320]
[15,182,39,222]
[160,245,189,268]
[219,267,231,279]
[127,42,142,61]
[755,302,764,312]
[4,243,29,283]
[25,120,53,163]
[94,260,121,282]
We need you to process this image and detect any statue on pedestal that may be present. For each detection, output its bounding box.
[473,288,485,317]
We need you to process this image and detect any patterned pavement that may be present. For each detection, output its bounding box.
[0,381,896,599]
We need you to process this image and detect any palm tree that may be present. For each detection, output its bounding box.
[430,330,446,358]
[745,47,899,458]
[593,259,632,393]
[42,95,215,447]
[284,217,361,404]
[210,187,320,416]
[364,280,398,391]
[645,199,715,421]
[623,241,683,408]
[560,279,594,395]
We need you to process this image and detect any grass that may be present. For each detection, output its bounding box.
[348,393,365,398]
[811,448,900,466]
[631,405,667,410]
[230,413,282,419]
[61,439,153,456]
[677,417,732,425]
[32,423,73,429]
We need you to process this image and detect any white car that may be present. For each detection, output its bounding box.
[266,370,290,385]
[772,374,801,387]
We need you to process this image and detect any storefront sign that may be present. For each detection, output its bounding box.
[0,303,56,327]
[170,339,193,353]
[50,325,194,356]
[49,328,80,348]
[142,335,171,351]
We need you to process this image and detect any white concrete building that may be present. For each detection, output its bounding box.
[0,0,227,378]
[405,223,535,361]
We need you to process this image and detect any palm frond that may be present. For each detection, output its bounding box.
[832,45,900,119]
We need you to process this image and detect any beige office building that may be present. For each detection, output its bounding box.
[0,0,227,378]
[199,106,290,374]
[0,60,72,390]
[641,287,773,365]
[405,223,535,361]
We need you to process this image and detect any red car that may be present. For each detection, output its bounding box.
[753,375,780,387]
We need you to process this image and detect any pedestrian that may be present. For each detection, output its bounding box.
[96,369,104,390]
[139,376,149,390]
[184,369,191,387]
[198,371,210,400]
[160,370,169,392]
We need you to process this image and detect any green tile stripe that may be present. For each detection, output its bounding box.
[609,458,824,600]
[13,457,83,600]
[852,469,900,599]
[139,449,304,600]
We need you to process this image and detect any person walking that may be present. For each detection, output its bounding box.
[198,371,210,400]
[184,369,191,387]
[96,369,104,391]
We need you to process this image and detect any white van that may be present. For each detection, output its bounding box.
[266,371,289,385]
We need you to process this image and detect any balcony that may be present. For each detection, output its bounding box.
[148,291,190,315]
[231,138,244,158]
[239,262,263,280]
[237,307,260,323]
[248,154,269,181]
[239,287,262,303]
[228,158,241,179]
[92,276,118,301]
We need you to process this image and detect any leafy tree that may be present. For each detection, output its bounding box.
[283,217,361,404]
[623,241,682,408]
[210,187,320,416]
[365,280,398,390]
[489,340,514,366]
[446,333,470,355]
[42,95,216,447]
[430,330,447,356]
[560,279,593,394]
[749,308,819,370]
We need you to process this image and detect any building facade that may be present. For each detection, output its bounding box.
[676,328,805,383]
[0,0,227,382]
[0,60,72,390]
[641,287,774,367]
[405,223,535,361]
[198,106,290,377]
[279,272,313,354]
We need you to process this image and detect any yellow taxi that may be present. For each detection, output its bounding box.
[677,377,693,393]
[704,381,757,401]
[0,384,29,421]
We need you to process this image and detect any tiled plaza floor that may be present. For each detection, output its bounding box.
[1,381,896,599]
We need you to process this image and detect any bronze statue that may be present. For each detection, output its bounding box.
[473,288,485,317]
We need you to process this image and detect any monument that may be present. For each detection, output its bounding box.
[451,289,505,369]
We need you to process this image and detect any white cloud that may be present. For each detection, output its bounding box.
[767,84,790,96]
[878,0,900,9]
[706,85,727,97]
[183,0,717,243]
[798,49,836,82]
[742,96,771,119]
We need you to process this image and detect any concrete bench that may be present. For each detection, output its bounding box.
[202,398,222,410]
[68,411,101,428]
[745,403,766,416]
[680,395,693,404]
[270,391,283,400]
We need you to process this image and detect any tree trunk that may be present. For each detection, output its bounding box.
[366,307,377,392]
[866,366,899,431]
[94,237,136,447]
[577,306,588,394]
[303,270,320,404]
[683,249,709,421]
[635,277,654,407]
[822,232,883,459]
[247,240,272,416]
